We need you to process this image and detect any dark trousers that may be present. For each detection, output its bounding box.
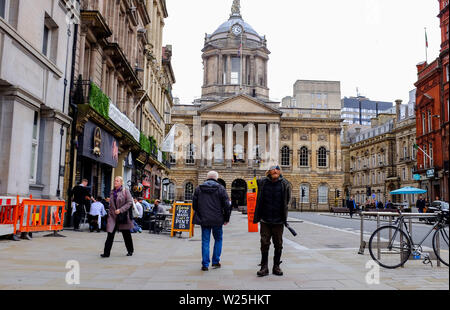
[73,210,85,229]
[103,225,134,256]
[260,222,284,265]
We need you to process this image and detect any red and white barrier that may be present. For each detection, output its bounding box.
[0,196,28,236]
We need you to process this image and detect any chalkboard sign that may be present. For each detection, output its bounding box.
[170,203,194,237]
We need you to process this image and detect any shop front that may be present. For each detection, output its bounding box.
[76,120,119,199]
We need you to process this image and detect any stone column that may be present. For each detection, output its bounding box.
[250,55,256,86]
[227,55,232,84]
[89,43,98,81]
[206,123,213,168]
[329,129,336,172]
[293,129,299,168]
[269,123,280,164]
[225,123,233,168]
[247,123,255,168]
[336,129,342,171]
[78,31,87,78]
[218,53,223,84]
[101,58,108,90]
[311,129,317,170]
[193,116,203,167]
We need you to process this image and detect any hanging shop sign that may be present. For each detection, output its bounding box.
[80,121,119,168]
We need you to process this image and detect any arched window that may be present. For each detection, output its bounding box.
[299,146,309,167]
[186,144,195,164]
[318,147,327,167]
[184,182,194,201]
[318,184,329,204]
[281,146,290,166]
[300,184,310,203]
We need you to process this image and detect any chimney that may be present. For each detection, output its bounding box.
[395,99,402,122]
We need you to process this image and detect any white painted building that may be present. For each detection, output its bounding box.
[0,0,79,199]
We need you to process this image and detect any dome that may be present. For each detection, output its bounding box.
[212,16,260,37]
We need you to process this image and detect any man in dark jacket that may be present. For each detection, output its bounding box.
[253,164,292,277]
[416,195,426,213]
[347,196,356,218]
[193,171,231,271]
[70,179,92,231]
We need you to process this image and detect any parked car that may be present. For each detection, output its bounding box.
[424,201,449,225]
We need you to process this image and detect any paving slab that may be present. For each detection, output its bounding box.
[0,212,448,290]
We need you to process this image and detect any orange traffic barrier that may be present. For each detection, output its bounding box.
[247,192,258,232]
[0,196,22,234]
[18,199,66,234]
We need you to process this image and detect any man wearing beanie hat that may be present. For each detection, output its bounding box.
[253,164,291,277]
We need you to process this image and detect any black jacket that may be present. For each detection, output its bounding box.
[192,179,231,227]
[253,175,291,224]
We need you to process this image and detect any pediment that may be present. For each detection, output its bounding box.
[199,94,282,115]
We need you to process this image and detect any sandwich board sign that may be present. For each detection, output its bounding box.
[170,203,194,238]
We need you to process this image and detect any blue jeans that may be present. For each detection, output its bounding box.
[201,226,223,268]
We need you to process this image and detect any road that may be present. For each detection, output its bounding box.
[287,212,447,250]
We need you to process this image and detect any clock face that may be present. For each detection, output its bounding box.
[232,24,242,36]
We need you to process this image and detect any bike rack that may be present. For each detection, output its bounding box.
[358,212,443,267]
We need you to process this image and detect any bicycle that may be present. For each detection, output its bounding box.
[368,209,449,269]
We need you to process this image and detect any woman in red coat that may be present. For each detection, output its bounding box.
[101,176,134,257]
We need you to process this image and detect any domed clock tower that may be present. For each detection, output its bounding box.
[201,0,270,102]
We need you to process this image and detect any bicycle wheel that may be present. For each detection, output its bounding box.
[432,224,449,267]
[368,225,412,269]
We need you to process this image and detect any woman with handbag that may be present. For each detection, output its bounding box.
[101,176,134,258]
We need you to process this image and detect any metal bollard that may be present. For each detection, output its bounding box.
[358,213,365,254]
[377,213,380,260]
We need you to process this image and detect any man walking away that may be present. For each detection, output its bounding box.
[347,196,356,218]
[71,179,92,231]
[253,165,292,277]
[193,171,231,271]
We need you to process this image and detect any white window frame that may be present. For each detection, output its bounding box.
[318,185,328,204]
[184,182,194,201]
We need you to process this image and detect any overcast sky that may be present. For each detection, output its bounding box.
[163,0,442,105]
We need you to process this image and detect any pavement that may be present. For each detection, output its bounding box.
[0,212,448,290]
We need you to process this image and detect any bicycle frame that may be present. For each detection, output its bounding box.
[390,216,442,250]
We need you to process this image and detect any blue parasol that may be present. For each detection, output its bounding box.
[389,187,427,195]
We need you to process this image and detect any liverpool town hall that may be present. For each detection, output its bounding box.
[168,1,345,211]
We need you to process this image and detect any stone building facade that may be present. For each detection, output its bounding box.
[63,0,174,216]
[344,100,419,206]
[167,2,344,211]
[0,0,79,199]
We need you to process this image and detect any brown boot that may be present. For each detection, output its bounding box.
[257,252,269,277]
[273,263,283,276]
[257,264,269,277]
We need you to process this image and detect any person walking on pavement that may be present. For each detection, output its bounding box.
[253,164,292,277]
[101,176,134,258]
[416,195,426,213]
[71,179,92,231]
[193,171,231,271]
[347,196,356,218]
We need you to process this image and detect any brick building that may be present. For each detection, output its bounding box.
[414,0,449,202]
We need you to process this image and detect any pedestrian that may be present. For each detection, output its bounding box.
[131,198,143,233]
[416,195,426,213]
[347,196,356,218]
[101,176,134,258]
[153,199,165,215]
[89,197,107,232]
[192,171,231,271]
[253,164,292,277]
[70,179,92,231]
